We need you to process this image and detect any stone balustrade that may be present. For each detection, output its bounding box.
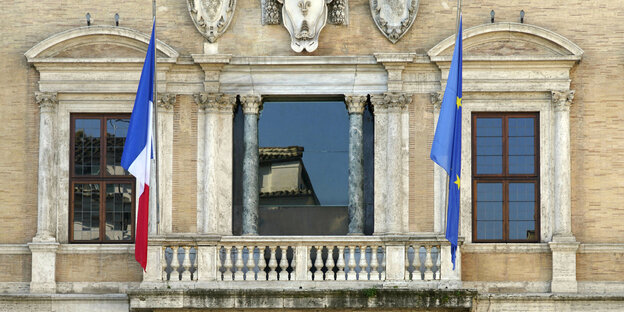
[146,235,451,286]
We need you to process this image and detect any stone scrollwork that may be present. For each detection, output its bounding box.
[263,0,282,25]
[430,91,443,111]
[194,93,237,114]
[187,0,236,43]
[328,0,348,25]
[551,90,575,112]
[35,91,58,111]
[370,0,420,43]
[157,93,177,111]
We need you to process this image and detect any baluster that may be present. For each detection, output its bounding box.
[242,246,250,281]
[326,246,336,280]
[257,246,267,280]
[267,246,278,280]
[347,245,357,280]
[357,246,367,280]
[369,246,379,281]
[405,245,412,281]
[313,246,324,280]
[279,245,288,280]
[181,246,192,281]
[289,246,296,281]
[223,246,233,281]
[424,245,434,280]
[275,246,283,281]
[162,246,169,281]
[380,247,386,280]
[234,246,244,281]
[413,246,422,280]
[336,246,346,280]
[435,246,441,280]
[307,246,313,280]
[171,246,180,281]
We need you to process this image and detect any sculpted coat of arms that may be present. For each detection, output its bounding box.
[187,0,236,43]
[370,0,419,43]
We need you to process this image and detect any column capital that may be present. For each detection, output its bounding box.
[430,91,443,111]
[551,90,575,112]
[194,93,237,114]
[240,94,263,114]
[157,93,177,111]
[344,95,367,114]
[35,92,58,111]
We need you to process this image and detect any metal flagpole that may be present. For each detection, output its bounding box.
[152,0,161,231]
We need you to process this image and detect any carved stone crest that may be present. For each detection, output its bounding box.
[370,0,419,43]
[187,0,236,43]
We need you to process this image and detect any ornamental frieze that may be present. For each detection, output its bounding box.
[187,0,236,43]
[370,0,419,43]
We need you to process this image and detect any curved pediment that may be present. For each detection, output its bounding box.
[428,22,583,61]
[25,26,179,62]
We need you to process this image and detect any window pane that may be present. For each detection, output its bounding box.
[476,183,503,240]
[258,101,349,206]
[73,183,100,241]
[106,118,130,175]
[509,183,536,240]
[74,119,100,176]
[475,118,502,174]
[509,118,534,137]
[105,183,133,241]
[509,118,535,174]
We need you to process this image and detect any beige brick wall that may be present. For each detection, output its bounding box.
[577,253,624,281]
[172,95,198,233]
[462,253,552,282]
[409,94,434,232]
[56,254,142,282]
[0,255,31,282]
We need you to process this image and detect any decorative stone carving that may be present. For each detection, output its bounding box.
[328,0,348,25]
[263,0,282,25]
[552,90,575,112]
[187,0,236,43]
[35,92,58,111]
[384,92,411,110]
[430,91,443,110]
[345,95,367,114]
[157,93,176,111]
[370,0,420,43]
[240,95,263,114]
[264,0,347,25]
[195,93,237,113]
[278,0,329,52]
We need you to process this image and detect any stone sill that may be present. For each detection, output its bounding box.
[462,243,550,254]
[128,287,476,310]
[477,292,624,302]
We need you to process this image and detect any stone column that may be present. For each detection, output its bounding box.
[345,95,367,235]
[371,93,412,235]
[430,92,446,234]
[156,94,176,234]
[195,93,237,235]
[240,95,262,235]
[549,90,579,293]
[31,92,60,293]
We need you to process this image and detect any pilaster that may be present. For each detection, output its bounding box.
[155,93,176,234]
[345,95,367,235]
[430,91,446,235]
[28,241,59,293]
[240,95,263,235]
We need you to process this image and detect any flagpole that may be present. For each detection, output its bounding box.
[152,0,161,231]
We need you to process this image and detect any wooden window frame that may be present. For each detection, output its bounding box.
[471,112,540,243]
[69,114,135,243]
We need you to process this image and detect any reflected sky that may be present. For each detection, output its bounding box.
[259,101,349,206]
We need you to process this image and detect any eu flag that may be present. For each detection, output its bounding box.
[430,18,462,270]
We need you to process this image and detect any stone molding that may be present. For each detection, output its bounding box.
[430,91,443,110]
[194,93,237,114]
[344,95,367,114]
[35,92,58,111]
[370,0,420,43]
[157,93,176,111]
[240,95,263,114]
[551,90,575,112]
[187,0,236,43]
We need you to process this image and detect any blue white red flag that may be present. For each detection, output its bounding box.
[121,21,155,271]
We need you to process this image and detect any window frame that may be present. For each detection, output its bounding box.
[471,112,540,243]
[69,113,135,244]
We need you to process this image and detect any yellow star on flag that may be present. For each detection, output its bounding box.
[456,97,462,109]
[454,175,461,189]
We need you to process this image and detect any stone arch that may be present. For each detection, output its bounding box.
[25,25,178,61]
[428,22,583,60]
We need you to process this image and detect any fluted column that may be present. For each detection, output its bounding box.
[195,93,237,235]
[241,95,263,235]
[430,92,445,234]
[345,95,367,235]
[153,93,176,235]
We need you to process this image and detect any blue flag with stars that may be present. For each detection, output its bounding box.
[430,17,462,270]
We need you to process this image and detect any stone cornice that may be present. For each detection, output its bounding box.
[157,93,177,111]
[194,93,237,114]
[35,91,58,111]
[240,95,263,114]
[344,95,367,114]
[551,90,575,112]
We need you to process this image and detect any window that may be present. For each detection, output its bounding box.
[70,114,134,243]
[472,113,539,242]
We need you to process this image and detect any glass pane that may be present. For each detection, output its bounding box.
[509,118,536,174]
[106,118,130,175]
[73,183,100,241]
[74,119,101,175]
[258,101,349,206]
[476,183,503,240]
[475,118,502,174]
[105,183,133,241]
[509,183,536,240]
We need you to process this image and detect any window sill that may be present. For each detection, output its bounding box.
[462,243,550,254]
[58,244,134,254]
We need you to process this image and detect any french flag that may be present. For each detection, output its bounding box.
[121,21,155,271]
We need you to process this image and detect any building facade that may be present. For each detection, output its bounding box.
[1,0,624,311]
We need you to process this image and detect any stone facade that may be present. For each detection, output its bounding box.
[1,0,624,311]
